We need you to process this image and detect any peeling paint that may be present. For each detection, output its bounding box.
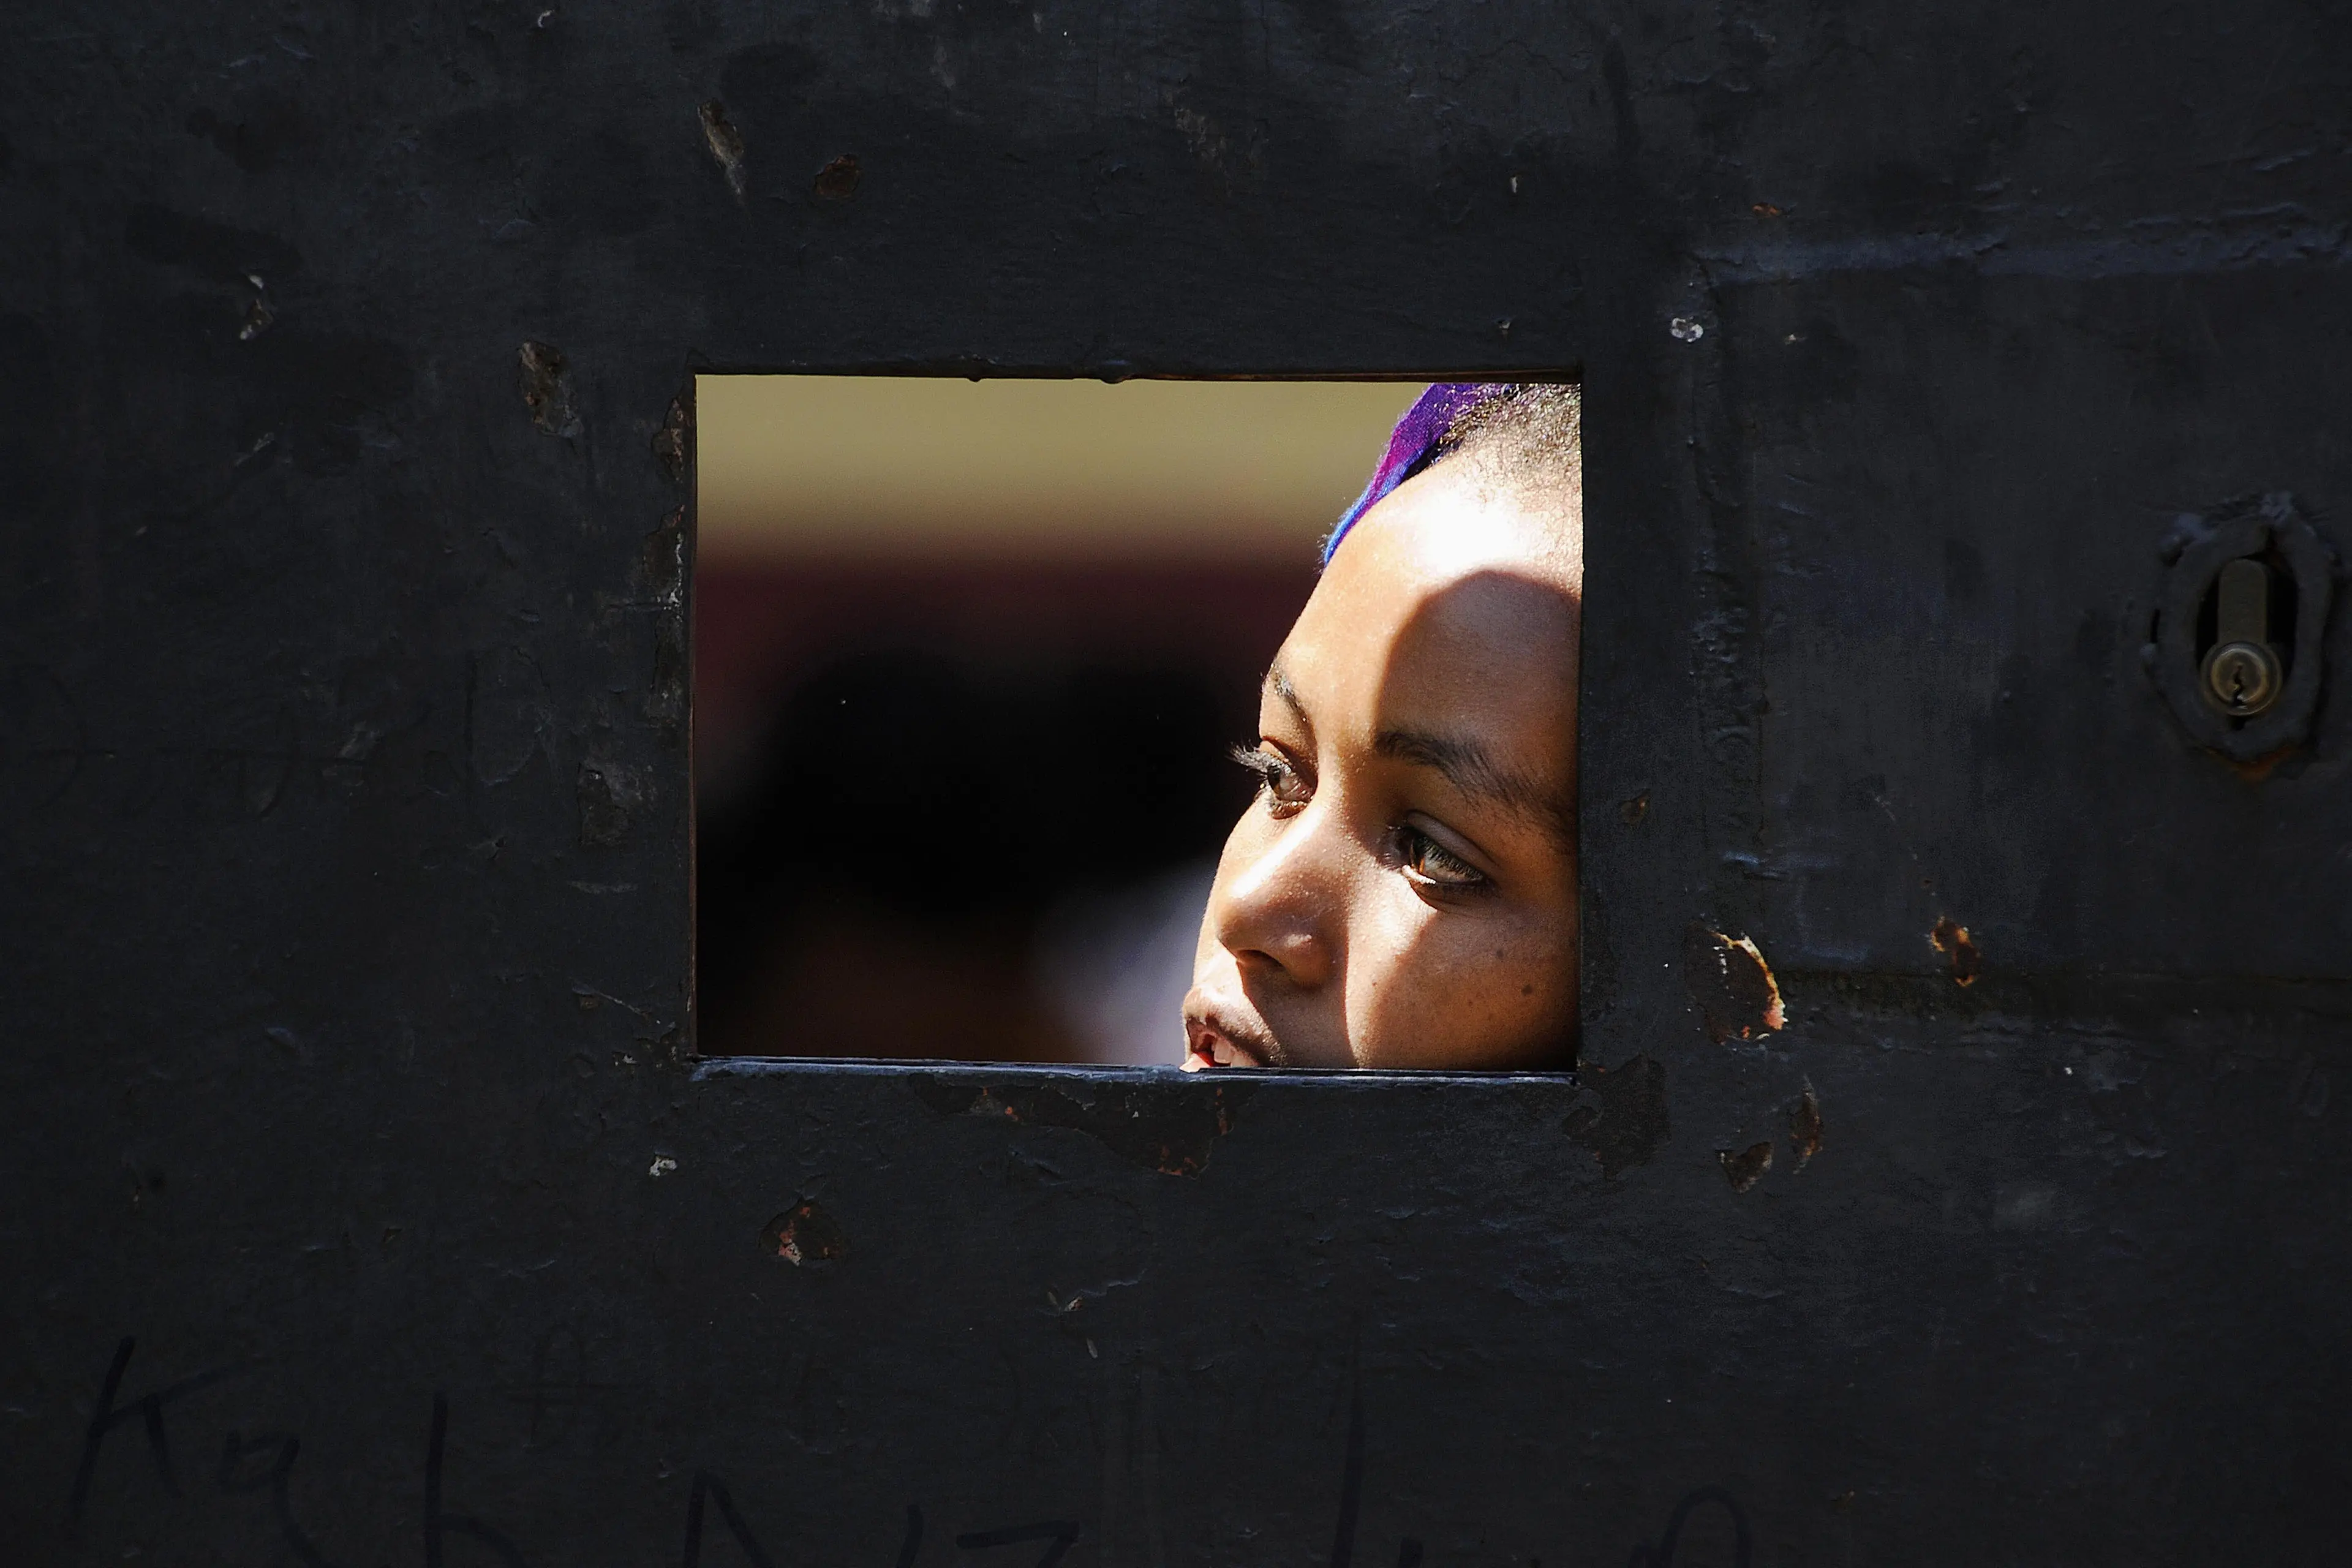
[651,391,692,484]
[238,274,274,341]
[578,758,650,846]
[1683,925,1785,1043]
[813,154,862,201]
[518,341,580,437]
[761,1200,847,1265]
[1929,918,1981,986]
[1718,1141,1773,1193]
[699,100,747,201]
[1789,1088,1823,1170]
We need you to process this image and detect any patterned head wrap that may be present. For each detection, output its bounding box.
[1321,383,1510,566]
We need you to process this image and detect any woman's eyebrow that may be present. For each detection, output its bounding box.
[1373,726,1572,843]
[1265,665,1309,726]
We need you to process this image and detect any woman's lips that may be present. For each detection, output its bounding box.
[1183,1031,1259,1070]
[1182,1000,1275,1070]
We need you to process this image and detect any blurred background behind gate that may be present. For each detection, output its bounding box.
[694,378,1420,1063]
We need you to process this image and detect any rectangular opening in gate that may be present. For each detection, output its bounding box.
[695,377,1582,1070]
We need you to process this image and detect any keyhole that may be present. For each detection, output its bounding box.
[2149,496,2333,759]
[2198,557,2286,717]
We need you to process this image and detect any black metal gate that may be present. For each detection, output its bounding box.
[7,2,2350,1561]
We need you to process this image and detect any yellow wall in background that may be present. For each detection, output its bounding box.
[695,377,1422,562]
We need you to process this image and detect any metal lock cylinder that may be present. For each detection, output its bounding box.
[2199,557,2283,717]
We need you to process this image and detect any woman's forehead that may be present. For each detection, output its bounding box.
[1289,467,1578,685]
[1337,462,1576,582]
[1275,534,1578,763]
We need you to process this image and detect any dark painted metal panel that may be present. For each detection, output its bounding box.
[6,2,2351,1562]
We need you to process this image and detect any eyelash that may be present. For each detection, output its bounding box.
[1230,745,1494,894]
[1396,825,1490,892]
[1232,745,1311,816]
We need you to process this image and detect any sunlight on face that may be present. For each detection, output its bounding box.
[1181,457,1581,1070]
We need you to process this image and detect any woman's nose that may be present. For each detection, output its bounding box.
[1208,809,1345,990]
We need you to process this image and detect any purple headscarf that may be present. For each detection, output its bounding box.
[1321,383,1510,566]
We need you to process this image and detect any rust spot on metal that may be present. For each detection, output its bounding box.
[1718,1140,1773,1193]
[518,340,579,437]
[813,154,862,201]
[1562,1054,1670,1179]
[1929,917,1981,986]
[1683,924,1785,1043]
[2228,744,2301,783]
[760,1200,847,1265]
[699,100,747,201]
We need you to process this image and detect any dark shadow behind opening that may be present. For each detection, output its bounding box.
[694,560,1307,1062]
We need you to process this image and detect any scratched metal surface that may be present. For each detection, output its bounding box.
[6,1,2352,1563]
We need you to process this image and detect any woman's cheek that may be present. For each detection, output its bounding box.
[1439,916,1553,1033]
[1346,887,1457,1054]
[1351,883,1577,1068]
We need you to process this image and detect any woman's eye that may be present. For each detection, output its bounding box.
[1232,744,1312,815]
[1398,825,1490,891]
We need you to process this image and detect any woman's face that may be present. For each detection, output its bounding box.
[1182,459,1580,1070]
